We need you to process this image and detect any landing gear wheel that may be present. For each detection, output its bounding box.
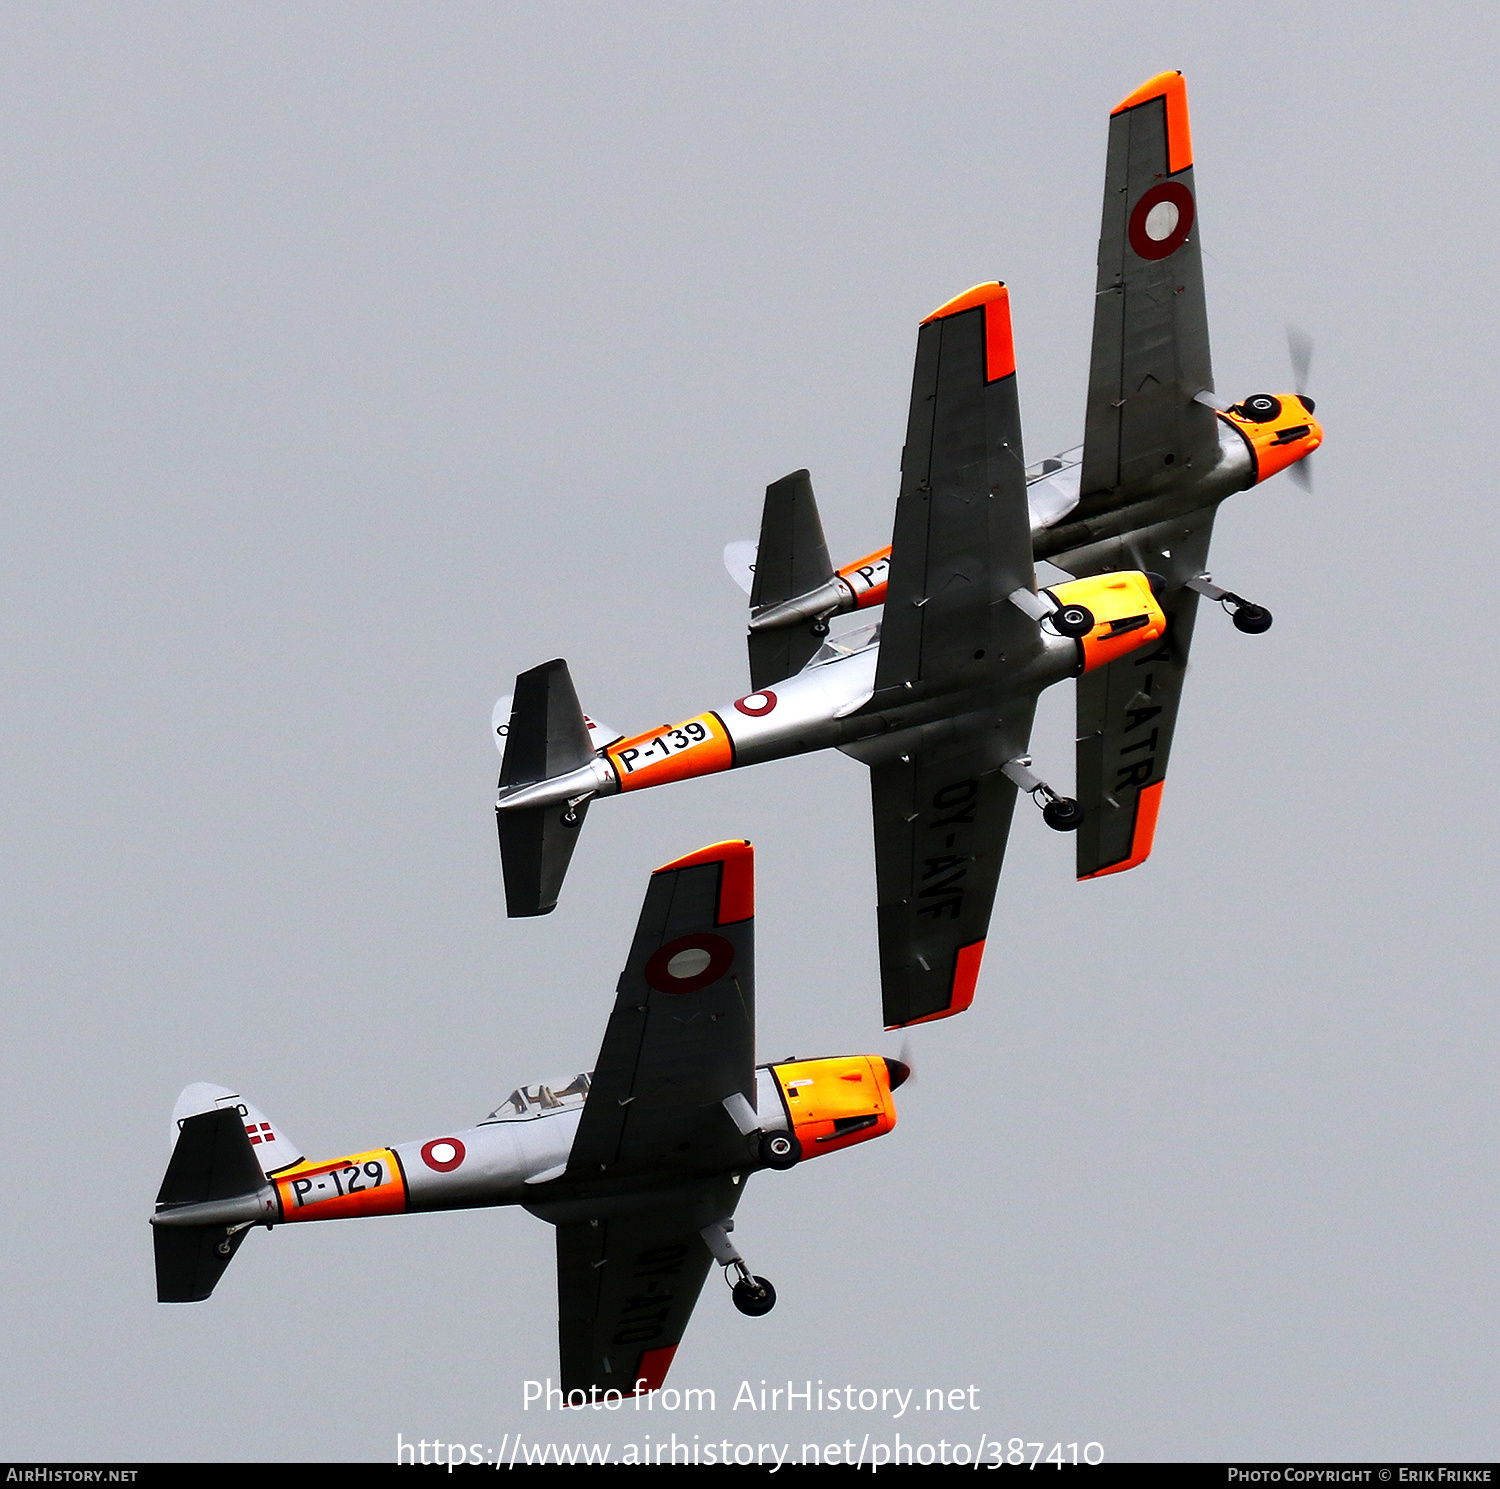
[1052,603,1095,639]
[732,1276,777,1317]
[1042,797,1085,832]
[1240,394,1282,423]
[758,1131,802,1170]
[810,620,830,637]
[1231,604,1272,635]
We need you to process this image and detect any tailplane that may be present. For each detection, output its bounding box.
[153,1088,286,1302]
[746,470,837,690]
[496,659,597,917]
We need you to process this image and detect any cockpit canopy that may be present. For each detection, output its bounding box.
[808,620,880,669]
[484,1073,591,1123]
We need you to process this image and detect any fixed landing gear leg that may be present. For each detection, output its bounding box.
[1002,757,1084,833]
[701,1220,777,1317]
[1185,574,1273,634]
[1008,586,1094,639]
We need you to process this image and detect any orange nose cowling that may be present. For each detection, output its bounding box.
[1220,394,1322,486]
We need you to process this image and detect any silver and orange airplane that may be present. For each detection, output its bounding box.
[492,71,1321,1030]
[152,841,907,1399]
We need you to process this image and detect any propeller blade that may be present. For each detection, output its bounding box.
[1287,324,1314,396]
[894,1033,917,1089]
[1289,455,1314,493]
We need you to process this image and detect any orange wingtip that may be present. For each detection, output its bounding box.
[653,839,754,924]
[921,281,1015,383]
[1111,70,1192,174]
[633,1345,678,1395]
[892,940,985,1027]
[1079,781,1163,880]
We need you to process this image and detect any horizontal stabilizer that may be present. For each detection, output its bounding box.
[493,693,621,756]
[154,1107,266,1302]
[750,470,833,612]
[497,660,596,917]
[170,1082,303,1177]
[498,660,595,790]
[498,800,590,918]
[157,1106,266,1207]
[748,471,835,690]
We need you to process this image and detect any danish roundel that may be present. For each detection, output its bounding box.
[421,1137,466,1172]
[645,933,735,994]
[734,690,777,717]
[1127,181,1194,261]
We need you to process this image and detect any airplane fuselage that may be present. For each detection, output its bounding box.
[152,1058,898,1234]
[496,567,1164,818]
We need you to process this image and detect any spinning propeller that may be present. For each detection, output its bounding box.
[1286,325,1316,492]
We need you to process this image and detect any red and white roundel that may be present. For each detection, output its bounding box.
[644,933,735,994]
[421,1137,466,1172]
[1127,181,1194,261]
[733,690,777,717]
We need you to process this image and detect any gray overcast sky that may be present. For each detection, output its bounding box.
[3,0,1498,1464]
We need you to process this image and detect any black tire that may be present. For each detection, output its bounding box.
[1042,797,1085,832]
[1240,394,1282,424]
[758,1131,802,1170]
[1232,604,1273,635]
[810,620,830,637]
[732,1276,777,1317]
[1052,603,1095,639]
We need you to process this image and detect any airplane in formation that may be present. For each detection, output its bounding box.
[152,841,908,1398]
[492,70,1321,1030]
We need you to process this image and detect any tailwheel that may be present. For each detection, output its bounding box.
[758,1131,802,1170]
[732,1275,777,1317]
[1231,603,1272,634]
[1041,796,1085,832]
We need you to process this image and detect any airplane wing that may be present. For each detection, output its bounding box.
[1078,72,1219,513]
[566,840,756,1179]
[859,705,1036,1028]
[547,841,758,1394]
[555,1192,736,1396]
[872,282,1035,703]
[1051,510,1216,878]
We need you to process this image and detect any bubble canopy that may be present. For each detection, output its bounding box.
[483,1073,591,1123]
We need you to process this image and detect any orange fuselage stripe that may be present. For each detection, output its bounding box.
[608,713,734,792]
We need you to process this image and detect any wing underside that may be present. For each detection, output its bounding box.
[566,843,755,1179]
[556,1189,742,1396]
[873,283,1035,705]
[547,843,758,1394]
[862,706,1036,1027]
[1055,511,1215,878]
[858,284,1042,1024]
[1079,72,1218,513]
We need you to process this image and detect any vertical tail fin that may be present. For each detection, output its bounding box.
[497,659,595,917]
